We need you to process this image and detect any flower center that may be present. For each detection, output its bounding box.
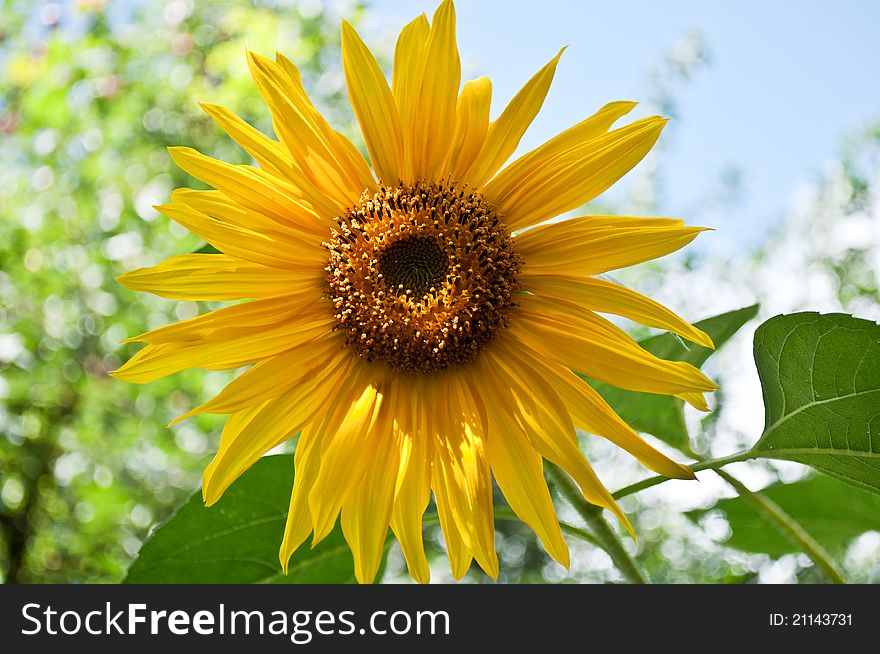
[377,236,449,297]
[325,181,521,374]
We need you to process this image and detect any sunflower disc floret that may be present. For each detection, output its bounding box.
[325,181,521,373]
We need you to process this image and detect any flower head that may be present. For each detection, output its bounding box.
[115,0,716,583]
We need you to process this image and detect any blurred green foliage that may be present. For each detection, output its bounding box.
[0,0,362,583]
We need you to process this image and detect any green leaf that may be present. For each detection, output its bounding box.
[590,304,759,453]
[690,474,880,556]
[193,242,222,254]
[124,454,371,584]
[751,312,880,493]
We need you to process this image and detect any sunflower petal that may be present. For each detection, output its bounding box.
[116,254,320,301]
[341,21,404,184]
[485,100,637,215]
[510,338,694,479]
[198,102,296,180]
[169,336,346,425]
[389,378,433,584]
[392,13,430,182]
[521,274,713,348]
[480,383,570,567]
[168,188,287,237]
[479,346,633,536]
[488,116,667,230]
[512,297,717,404]
[155,202,324,270]
[124,295,319,345]
[167,146,330,235]
[463,48,565,186]
[341,406,400,584]
[431,376,498,579]
[202,355,356,506]
[246,50,373,207]
[390,433,432,584]
[408,0,460,179]
[443,77,492,180]
[432,456,473,580]
[308,384,383,543]
[280,427,322,571]
[516,215,709,277]
[113,297,332,383]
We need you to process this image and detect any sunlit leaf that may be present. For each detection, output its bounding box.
[124,454,381,584]
[751,312,880,493]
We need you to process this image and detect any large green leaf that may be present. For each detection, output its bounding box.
[690,474,880,556]
[124,454,370,583]
[590,304,759,453]
[751,313,880,493]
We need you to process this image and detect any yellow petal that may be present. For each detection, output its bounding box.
[341,404,400,584]
[516,215,709,277]
[392,13,430,182]
[170,335,346,425]
[200,102,344,221]
[202,355,355,505]
[509,337,695,480]
[487,116,667,230]
[463,48,565,187]
[432,375,498,579]
[443,77,492,180]
[678,392,711,412]
[485,100,636,213]
[480,381,570,567]
[408,0,460,179]
[203,402,293,507]
[168,188,288,237]
[124,294,320,345]
[479,344,633,536]
[113,318,330,385]
[117,254,320,301]
[390,435,432,584]
[280,427,322,572]
[341,21,404,184]
[272,49,377,193]
[167,146,330,235]
[198,102,297,180]
[308,383,383,543]
[246,50,373,207]
[511,297,717,403]
[431,449,473,580]
[389,377,433,584]
[154,202,324,269]
[113,296,332,384]
[521,274,713,348]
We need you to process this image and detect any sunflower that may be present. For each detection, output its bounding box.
[115,0,716,584]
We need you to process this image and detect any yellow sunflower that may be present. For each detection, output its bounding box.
[115,0,716,584]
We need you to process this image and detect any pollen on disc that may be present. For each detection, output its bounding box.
[324,181,522,374]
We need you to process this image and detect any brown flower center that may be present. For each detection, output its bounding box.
[324,181,521,374]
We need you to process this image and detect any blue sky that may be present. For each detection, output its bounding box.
[363,0,880,249]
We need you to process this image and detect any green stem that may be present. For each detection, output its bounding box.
[421,509,601,548]
[496,509,602,548]
[546,464,648,584]
[713,469,847,584]
[609,447,846,583]
[613,450,758,499]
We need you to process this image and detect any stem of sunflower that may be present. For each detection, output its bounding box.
[492,509,601,548]
[546,464,648,584]
[712,469,847,584]
[612,450,759,499]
